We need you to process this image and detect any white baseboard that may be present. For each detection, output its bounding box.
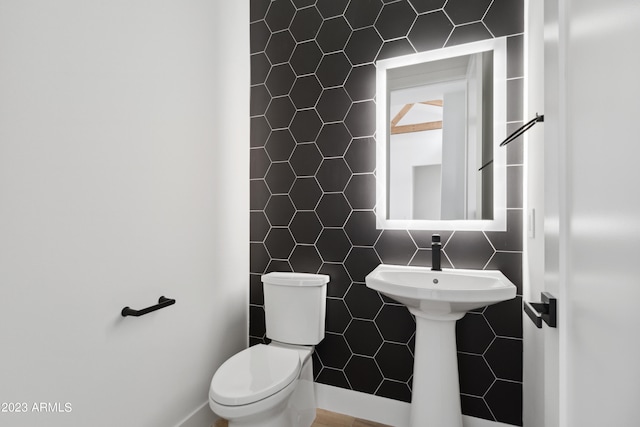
[177,384,514,427]
[464,416,516,427]
[315,382,411,426]
[174,401,218,427]
[315,383,514,427]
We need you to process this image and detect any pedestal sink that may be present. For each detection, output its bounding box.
[365,264,516,427]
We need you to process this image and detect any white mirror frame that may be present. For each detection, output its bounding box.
[376,37,508,231]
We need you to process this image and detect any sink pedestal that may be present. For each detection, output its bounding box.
[409,308,465,427]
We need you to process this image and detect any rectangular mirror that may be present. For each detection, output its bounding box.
[376,38,507,231]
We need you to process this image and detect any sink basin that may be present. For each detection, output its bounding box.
[366,264,516,317]
[365,264,516,427]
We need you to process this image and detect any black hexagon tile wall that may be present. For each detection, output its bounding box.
[249,0,525,425]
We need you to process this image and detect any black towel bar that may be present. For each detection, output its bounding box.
[121,296,176,317]
[478,113,545,171]
[500,113,544,147]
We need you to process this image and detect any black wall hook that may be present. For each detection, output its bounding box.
[121,296,176,317]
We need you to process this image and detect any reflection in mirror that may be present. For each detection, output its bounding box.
[376,38,507,231]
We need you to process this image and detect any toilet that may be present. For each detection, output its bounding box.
[209,272,329,427]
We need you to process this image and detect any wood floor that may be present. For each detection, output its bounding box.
[213,408,391,427]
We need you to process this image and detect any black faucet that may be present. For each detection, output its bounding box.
[431,234,442,271]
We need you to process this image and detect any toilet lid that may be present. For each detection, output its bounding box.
[210,344,300,406]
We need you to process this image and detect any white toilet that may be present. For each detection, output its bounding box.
[209,272,329,427]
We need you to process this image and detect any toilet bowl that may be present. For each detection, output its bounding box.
[209,343,314,427]
[209,272,329,427]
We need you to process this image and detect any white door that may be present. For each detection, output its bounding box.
[529,0,640,426]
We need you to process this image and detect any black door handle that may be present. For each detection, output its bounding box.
[524,292,557,328]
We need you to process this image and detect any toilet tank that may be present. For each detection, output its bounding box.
[261,272,329,345]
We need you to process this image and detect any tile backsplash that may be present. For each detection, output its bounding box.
[249,0,525,425]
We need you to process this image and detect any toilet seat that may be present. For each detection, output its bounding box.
[210,344,301,406]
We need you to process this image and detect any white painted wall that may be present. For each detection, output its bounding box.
[0,1,249,426]
[440,89,467,220]
[389,130,442,219]
[543,0,640,426]
[413,164,442,219]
